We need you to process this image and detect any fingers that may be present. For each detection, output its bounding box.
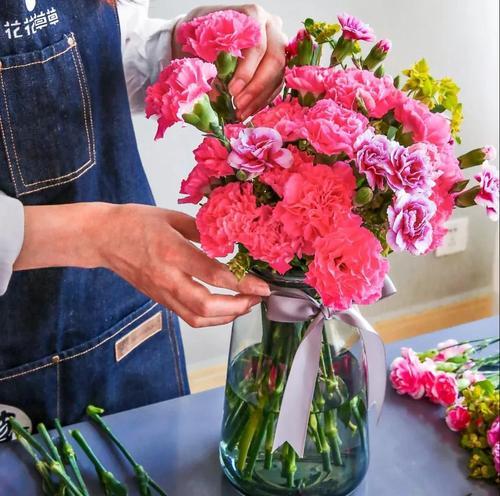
[166,211,200,242]
[174,240,270,296]
[166,296,242,328]
[228,5,268,97]
[174,273,262,318]
[233,19,287,119]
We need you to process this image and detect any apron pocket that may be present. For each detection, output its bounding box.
[0,32,95,197]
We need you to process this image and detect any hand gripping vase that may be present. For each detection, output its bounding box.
[220,272,390,496]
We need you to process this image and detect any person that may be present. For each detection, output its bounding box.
[0,0,286,434]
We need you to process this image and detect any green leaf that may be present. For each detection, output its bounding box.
[386,126,398,141]
[475,380,495,395]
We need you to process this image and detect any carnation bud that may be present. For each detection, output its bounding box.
[363,39,392,71]
[354,186,374,206]
[455,186,480,208]
[458,147,496,169]
[182,94,220,134]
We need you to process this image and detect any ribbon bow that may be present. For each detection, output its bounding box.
[267,276,396,457]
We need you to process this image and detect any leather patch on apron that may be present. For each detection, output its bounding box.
[115,311,163,362]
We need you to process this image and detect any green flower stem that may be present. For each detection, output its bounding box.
[86,407,166,496]
[263,412,276,470]
[227,405,250,451]
[55,419,89,496]
[285,444,297,488]
[324,410,343,466]
[16,435,56,495]
[37,423,63,466]
[350,397,367,452]
[236,408,262,473]
[243,412,270,479]
[71,429,127,496]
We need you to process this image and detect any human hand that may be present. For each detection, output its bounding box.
[173,4,287,120]
[98,204,270,328]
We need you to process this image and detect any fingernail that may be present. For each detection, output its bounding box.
[229,78,246,97]
[254,284,271,297]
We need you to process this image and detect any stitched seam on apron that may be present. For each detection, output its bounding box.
[56,360,61,419]
[0,89,19,195]
[167,310,183,396]
[0,302,159,383]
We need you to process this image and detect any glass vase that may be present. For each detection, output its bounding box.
[220,273,369,496]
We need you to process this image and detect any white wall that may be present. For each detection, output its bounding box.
[133,0,499,372]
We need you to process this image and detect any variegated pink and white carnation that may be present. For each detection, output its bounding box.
[147,10,497,311]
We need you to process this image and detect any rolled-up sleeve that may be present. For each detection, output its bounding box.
[118,0,184,113]
[0,192,24,296]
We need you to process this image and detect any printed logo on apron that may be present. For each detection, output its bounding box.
[26,0,37,12]
[0,405,32,443]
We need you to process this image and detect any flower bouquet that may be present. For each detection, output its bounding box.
[146,9,499,496]
[390,337,500,484]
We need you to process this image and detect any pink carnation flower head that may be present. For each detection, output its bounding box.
[445,404,471,432]
[390,347,426,399]
[176,10,261,62]
[434,338,473,361]
[145,58,217,139]
[338,13,375,42]
[493,443,500,474]
[305,218,389,310]
[285,66,332,99]
[487,417,500,448]
[482,145,497,161]
[305,99,368,157]
[274,161,356,253]
[179,137,232,204]
[375,39,392,54]
[252,98,307,142]
[196,182,259,257]
[474,162,499,221]
[228,127,293,176]
[388,143,436,194]
[394,96,451,149]
[327,69,399,119]
[423,370,458,407]
[387,192,437,255]
[354,128,399,189]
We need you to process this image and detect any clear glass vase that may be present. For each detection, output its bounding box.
[220,273,369,496]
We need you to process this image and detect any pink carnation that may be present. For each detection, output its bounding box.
[354,128,399,189]
[306,218,389,310]
[228,127,293,176]
[390,347,426,399]
[445,404,471,432]
[176,10,261,62]
[241,207,301,274]
[145,58,217,139]
[305,99,368,157]
[434,339,473,361]
[179,137,232,204]
[462,370,486,386]
[483,145,497,161]
[260,146,315,197]
[388,143,435,193]
[474,163,499,221]
[285,66,332,98]
[196,182,259,257]
[252,99,306,142]
[423,370,458,406]
[327,69,400,118]
[286,28,317,61]
[275,162,356,254]
[487,418,500,448]
[387,192,437,255]
[338,13,375,42]
[394,96,451,149]
[493,443,500,474]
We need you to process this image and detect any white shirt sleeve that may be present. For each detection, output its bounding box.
[0,1,179,295]
[117,0,185,113]
[0,192,24,296]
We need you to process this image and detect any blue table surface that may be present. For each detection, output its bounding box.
[0,316,498,496]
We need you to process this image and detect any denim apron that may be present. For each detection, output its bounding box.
[0,0,189,439]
